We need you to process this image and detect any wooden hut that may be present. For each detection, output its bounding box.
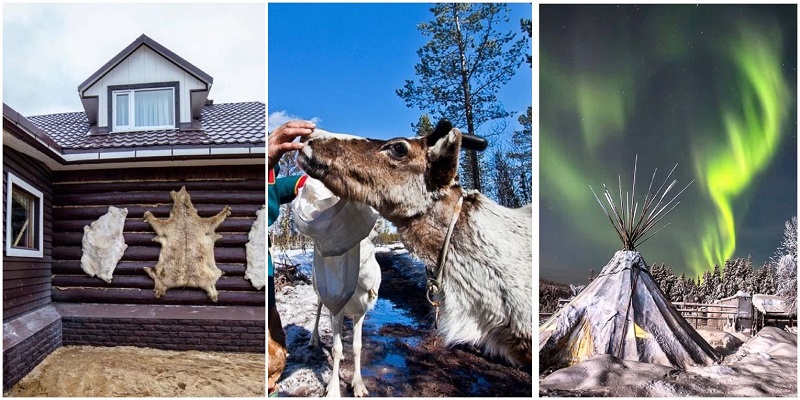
[3,34,265,390]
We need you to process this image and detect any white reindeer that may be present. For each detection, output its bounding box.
[293,178,381,397]
[297,120,532,367]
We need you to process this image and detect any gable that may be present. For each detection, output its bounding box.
[83,45,207,128]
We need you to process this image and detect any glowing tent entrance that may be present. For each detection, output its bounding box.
[539,250,720,371]
[540,156,720,371]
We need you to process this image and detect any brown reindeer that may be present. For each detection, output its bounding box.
[297,121,532,367]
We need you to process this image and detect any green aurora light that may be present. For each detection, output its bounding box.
[540,5,796,282]
[689,26,791,274]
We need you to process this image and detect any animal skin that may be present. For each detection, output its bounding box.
[143,186,230,302]
[298,121,533,366]
[245,206,267,290]
[81,206,128,283]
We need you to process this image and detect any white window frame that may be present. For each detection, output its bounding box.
[5,172,44,258]
[111,86,176,132]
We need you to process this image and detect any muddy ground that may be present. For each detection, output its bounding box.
[275,249,532,397]
[7,345,265,397]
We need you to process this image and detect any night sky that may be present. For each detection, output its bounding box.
[540,5,797,284]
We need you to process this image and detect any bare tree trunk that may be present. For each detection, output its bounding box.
[453,6,481,192]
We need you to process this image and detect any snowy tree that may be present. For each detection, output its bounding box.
[648,263,680,301]
[772,216,797,314]
[722,257,754,298]
[762,263,776,295]
[669,274,688,303]
[775,255,797,314]
[701,265,724,303]
[685,275,700,303]
[773,216,798,264]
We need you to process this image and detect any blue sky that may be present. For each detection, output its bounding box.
[267,3,532,141]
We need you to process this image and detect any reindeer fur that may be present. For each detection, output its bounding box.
[297,122,532,366]
[143,186,230,302]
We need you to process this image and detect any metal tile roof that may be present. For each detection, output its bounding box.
[26,102,264,151]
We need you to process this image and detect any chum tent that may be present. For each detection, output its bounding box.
[539,157,720,371]
[539,250,720,370]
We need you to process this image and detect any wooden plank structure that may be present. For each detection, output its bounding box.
[49,166,265,307]
[3,148,55,321]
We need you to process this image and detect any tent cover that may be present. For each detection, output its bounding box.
[539,250,720,371]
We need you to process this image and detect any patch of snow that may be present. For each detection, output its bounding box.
[273,247,426,397]
[541,327,797,397]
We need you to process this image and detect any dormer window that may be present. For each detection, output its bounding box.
[109,82,179,132]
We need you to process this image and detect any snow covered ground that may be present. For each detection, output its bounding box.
[272,244,531,397]
[540,326,797,397]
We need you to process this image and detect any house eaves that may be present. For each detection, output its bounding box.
[3,103,264,172]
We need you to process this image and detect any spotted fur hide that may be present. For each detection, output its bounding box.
[143,186,230,302]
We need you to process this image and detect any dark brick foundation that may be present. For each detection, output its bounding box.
[56,303,265,353]
[61,317,264,353]
[3,308,62,391]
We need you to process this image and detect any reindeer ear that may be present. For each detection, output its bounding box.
[426,124,462,189]
[426,119,453,147]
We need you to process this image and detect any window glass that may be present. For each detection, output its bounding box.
[115,93,129,127]
[134,88,174,127]
[10,187,36,249]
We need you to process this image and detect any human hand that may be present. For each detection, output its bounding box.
[268,120,315,169]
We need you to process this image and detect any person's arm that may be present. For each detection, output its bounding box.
[268,121,315,170]
[274,174,308,205]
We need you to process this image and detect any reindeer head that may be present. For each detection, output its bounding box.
[297,120,463,220]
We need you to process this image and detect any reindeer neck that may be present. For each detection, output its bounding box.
[393,186,468,267]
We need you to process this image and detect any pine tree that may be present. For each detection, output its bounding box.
[414,114,435,137]
[520,18,532,68]
[508,106,532,205]
[491,150,522,208]
[771,216,798,313]
[397,3,527,192]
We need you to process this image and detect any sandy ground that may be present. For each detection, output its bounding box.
[274,247,532,397]
[540,326,797,397]
[7,345,265,397]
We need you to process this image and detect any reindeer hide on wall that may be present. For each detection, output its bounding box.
[143,186,230,302]
[245,206,266,290]
[81,206,128,283]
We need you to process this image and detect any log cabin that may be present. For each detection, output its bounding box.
[2,34,265,390]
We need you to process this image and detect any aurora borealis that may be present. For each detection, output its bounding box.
[540,5,797,284]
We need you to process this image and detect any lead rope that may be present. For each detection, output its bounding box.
[426,195,464,330]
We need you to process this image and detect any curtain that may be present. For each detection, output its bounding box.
[115,93,129,127]
[11,189,34,247]
[135,89,174,128]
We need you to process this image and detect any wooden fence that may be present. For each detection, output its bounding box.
[539,301,739,329]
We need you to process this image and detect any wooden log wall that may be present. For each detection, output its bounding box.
[51,165,265,307]
[3,147,54,321]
